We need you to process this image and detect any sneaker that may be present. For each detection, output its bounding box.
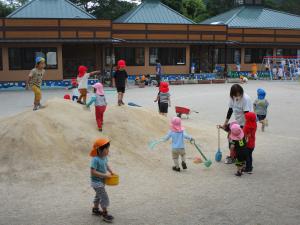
[244,168,253,174]
[182,161,187,169]
[172,166,180,172]
[103,212,114,223]
[225,156,234,164]
[92,208,103,216]
[235,171,242,177]
[33,105,39,111]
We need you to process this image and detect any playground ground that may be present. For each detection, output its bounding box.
[0,81,300,225]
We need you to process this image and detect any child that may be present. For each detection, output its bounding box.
[77,65,100,105]
[112,60,128,106]
[243,112,257,174]
[86,83,107,132]
[89,138,115,223]
[229,124,248,176]
[154,82,171,116]
[254,88,269,132]
[219,121,238,164]
[163,117,194,172]
[67,78,79,101]
[27,57,46,111]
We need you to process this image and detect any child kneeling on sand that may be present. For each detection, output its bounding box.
[89,138,115,223]
[163,117,194,172]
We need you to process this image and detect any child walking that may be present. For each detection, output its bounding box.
[27,57,46,111]
[254,88,269,132]
[229,124,248,176]
[243,112,257,174]
[112,60,128,106]
[89,138,115,223]
[163,117,194,172]
[154,82,171,116]
[77,65,100,105]
[86,83,107,132]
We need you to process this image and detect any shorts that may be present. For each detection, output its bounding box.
[235,148,247,167]
[32,85,42,103]
[159,102,168,113]
[116,86,125,93]
[257,114,266,121]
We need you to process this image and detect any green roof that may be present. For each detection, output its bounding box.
[7,0,95,19]
[114,0,194,24]
[201,6,300,29]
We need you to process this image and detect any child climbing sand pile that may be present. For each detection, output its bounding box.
[89,138,115,223]
[163,117,194,172]
[254,88,269,132]
[67,78,79,101]
[113,60,128,106]
[154,82,171,116]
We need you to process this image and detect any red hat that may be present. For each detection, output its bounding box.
[71,78,78,86]
[64,94,71,100]
[117,60,126,69]
[244,112,257,129]
[78,65,87,78]
[159,82,169,93]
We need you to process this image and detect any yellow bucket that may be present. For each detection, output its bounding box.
[105,174,119,186]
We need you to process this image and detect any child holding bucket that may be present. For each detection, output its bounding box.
[77,66,100,105]
[154,82,171,116]
[89,138,115,223]
[113,60,128,106]
[229,124,248,176]
[26,57,46,111]
[163,117,194,172]
[254,88,269,132]
[86,83,107,132]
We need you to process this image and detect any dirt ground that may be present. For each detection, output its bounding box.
[0,81,300,225]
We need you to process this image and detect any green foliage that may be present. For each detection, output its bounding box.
[182,0,208,22]
[0,1,14,17]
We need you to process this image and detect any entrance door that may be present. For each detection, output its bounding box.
[190,45,215,73]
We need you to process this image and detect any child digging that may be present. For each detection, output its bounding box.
[77,65,100,105]
[90,138,115,223]
[254,88,269,132]
[229,124,248,176]
[112,60,128,106]
[163,117,194,172]
[154,82,171,116]
[243,112,257,174]
[26,57,46,111]
[86,83,107,132]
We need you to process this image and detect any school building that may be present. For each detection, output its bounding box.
[0,0,300,83]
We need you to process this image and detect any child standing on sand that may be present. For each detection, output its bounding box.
[77,66,100,105]
[219,121,238,164]
[154,82,171,116]
[163,117,194,172]
[89,138,115,223]
[67,78,79,101]
[27,57,46,111]
[254,88,269,132]
[113,60,128,106]
[229,124,248,176]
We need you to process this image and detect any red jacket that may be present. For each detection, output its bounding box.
[243,112,257,149]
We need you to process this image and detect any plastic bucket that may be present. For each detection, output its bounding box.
[105,174,119,186]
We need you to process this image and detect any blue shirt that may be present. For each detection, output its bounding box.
[163,130,192,150]
[90,156,108,184]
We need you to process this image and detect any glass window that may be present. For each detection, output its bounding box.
[244,48,273,64]
[276,49,298,57]
[114,47,144,66]
[8,48,57,70]
[215,48,241,64]
[149,48,186,66]
[0,48,2,70]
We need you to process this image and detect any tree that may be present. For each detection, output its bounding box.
[161,0,183,13]
[182,0,208,22]
[0,1,14,17]
[206,0,234,17]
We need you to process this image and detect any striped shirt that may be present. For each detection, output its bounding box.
[159,92,170,103]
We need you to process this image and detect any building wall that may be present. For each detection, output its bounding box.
[0,44,63,82]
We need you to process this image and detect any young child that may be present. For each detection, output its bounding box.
[67,78,79,101]
[243,112,257,174]
[89,138,115,223]
[26,57,46,111]
[86,83,107,132]
[254,88,269,132]
[163,117,194,172]
[112,60,128,106]
[229,124,248,176]
[219,121,238,164]
[154,82,171,116]
[77,66,100,105]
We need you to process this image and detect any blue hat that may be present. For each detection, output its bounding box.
[35,57,45,65]
[257,88,266,100]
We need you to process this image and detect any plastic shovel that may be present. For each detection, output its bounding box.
[215,127,222,162]
[192,141,212,168]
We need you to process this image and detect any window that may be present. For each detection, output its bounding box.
[276,49,298,57]
[0,48,2,70]
[114,47,144,66]
[214,48,241,64]
[149,48,186,66]
[244,48,273,64]
[8,48,57,70]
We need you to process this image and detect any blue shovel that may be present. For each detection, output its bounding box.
[215,126,222,162]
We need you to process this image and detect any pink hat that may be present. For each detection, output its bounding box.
[171,117,184,132]
[229,124,244,141]
[229,120,238,129]
[92,82,104,95]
